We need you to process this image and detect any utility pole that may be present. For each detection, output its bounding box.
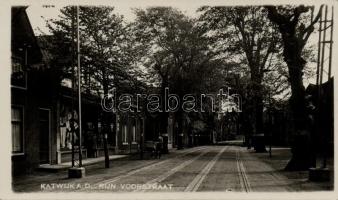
[269,92,272,158]
[68,5,85,178]
[77,5,83,168]
[328,6,334,78]
[309,5,333,182]
[316,5,333,169]
[71,6,75,169]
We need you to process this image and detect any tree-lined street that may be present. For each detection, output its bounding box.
[9,3,334,194]
[13,145,332,192]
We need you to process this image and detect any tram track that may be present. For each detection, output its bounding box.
[81,146,208,190]
[236,150,251,192]
[133,149,211,192]
[184,146,228,192]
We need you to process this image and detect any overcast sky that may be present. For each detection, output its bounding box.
[25,4,331,86]
[26,3,201,35]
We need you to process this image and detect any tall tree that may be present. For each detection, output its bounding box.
[133,7,227,146]
[266,5,323,170]
[47,6,143,168]
[198,6,281,143]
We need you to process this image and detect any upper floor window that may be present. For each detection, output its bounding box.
[11,56,27,89]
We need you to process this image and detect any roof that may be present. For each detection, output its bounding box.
[11,6,43,65]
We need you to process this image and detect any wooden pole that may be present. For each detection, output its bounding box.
[77,5,83,167]
[71,6,75,168]
[320,5,328,85]
[316,9,322,85]
[328,6,334,78]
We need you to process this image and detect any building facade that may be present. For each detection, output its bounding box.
[11,7,145,175]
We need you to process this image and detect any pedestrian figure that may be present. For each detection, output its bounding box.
[155,136,163,159]
[150,142,157,159]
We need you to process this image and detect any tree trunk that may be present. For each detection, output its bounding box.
[283,41,312,170]
[254,91,264,134]
[160,78,169,134]
[176,111,184,149]
[251,79,266,152]
[102,82,110,168]
[265,7,317,170]
[250,73,264,136]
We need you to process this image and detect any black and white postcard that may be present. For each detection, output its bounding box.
[0,0,337,199]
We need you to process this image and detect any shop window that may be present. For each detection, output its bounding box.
[12,106,24,153]
[61,78,72,88]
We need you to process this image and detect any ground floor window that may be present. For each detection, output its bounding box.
[12,106,23,153]
[132,125,136,142]
[122,125,128,144]
[59,108,79,150]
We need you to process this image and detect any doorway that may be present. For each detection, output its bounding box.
[39,108,50,164]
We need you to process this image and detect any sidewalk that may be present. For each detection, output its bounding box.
[12,154,131,189]
[12,147,194,192]
[38,155,128,172]
[245,147,334,191]
[37,146,184,172]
